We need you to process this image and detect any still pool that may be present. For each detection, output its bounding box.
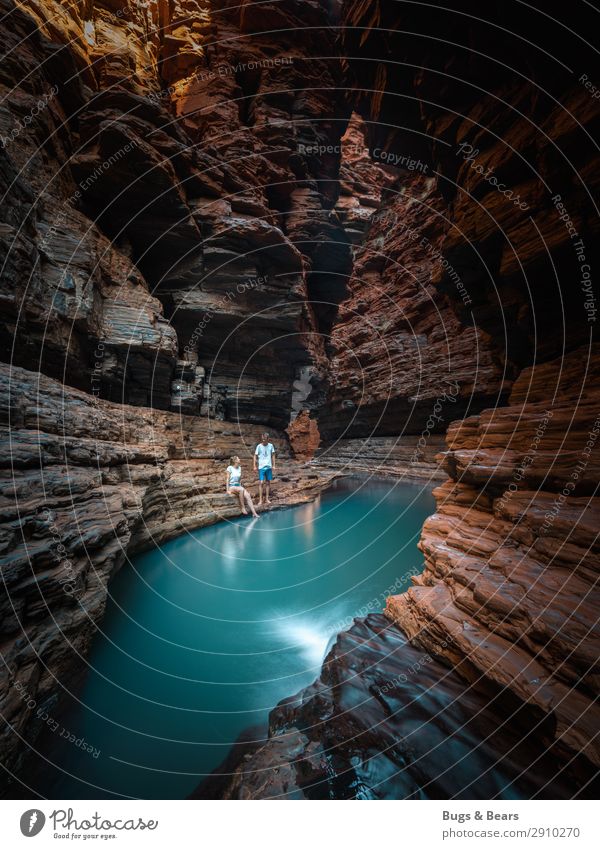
[44,476,436,799]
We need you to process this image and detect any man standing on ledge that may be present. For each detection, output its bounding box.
[254,432,276,506]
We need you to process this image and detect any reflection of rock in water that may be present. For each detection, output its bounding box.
[203,616,598,800]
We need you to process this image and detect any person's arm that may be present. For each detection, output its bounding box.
[271,445,276,472]
[225,469,231,494]
[253,445,258,471]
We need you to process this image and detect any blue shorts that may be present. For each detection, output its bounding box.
[258,467,273,482]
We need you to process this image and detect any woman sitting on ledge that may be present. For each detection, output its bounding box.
[226,456,260,518]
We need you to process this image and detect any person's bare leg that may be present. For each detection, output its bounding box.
[236,488,247,514]
[258,479,263,505]
[244,489,260,518]
[265,480,271,504]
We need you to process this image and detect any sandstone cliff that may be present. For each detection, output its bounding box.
[0,0,345,786]
[1,0,599,799]
[1,0,348,427]
[0,362,334,781]
[216,0,600,796]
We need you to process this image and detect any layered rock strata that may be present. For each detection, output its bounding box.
[386,344,600,769]
[217,0,600,797]
[2,0,599,800]
[320,0,600,439]
[1,0,348,424]
[0,362,336,782]
[313,435,447,481]
[318,170,508,440]
[214,615,592,799]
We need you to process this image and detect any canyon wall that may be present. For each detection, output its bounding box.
[0,0,344,788]
[320,2,600,443]
[329,0,600,777]
[387,344,600,770]
[2,0,599,798]
[1,0,348,427]
[218,0,600,796]
[0,361,334,783]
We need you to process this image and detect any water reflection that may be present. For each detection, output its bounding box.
[27,479,436,799]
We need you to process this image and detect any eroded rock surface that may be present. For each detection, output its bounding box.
[1,0,348,424]
[213,615,593,799]
[386,345,600,769]
[0,363,336,781]
[2,0,600,799]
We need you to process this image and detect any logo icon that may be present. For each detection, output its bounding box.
[20,810,46,837]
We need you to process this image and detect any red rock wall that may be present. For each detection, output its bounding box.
[1,0,347,425]
[286,409,320,460]
[2,0,600,791]
[0,0,346,786]
[386,344,600,768]
[335,0,600,771]
[0,362,335,780]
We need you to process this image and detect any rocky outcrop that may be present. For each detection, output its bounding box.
[1,0,348,424]
[0,0,181,406]
[320,0,600,777]
[213,615,591,799]
[313,434,446,481]
[211,0,600,797]
[286,409,320,461]
[320,0,600,440]
[319,169,507,440]
[0,0,348,785]
[0,361,336,781]
[386,344,600,769]
[2,0,600,800]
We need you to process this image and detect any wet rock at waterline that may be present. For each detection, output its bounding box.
[209,616,595,800]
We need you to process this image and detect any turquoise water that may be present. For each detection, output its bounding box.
[45,477,435,799]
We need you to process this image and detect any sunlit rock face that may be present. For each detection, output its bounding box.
[286,409,320,460]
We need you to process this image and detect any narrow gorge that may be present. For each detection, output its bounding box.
[0,0,598,800]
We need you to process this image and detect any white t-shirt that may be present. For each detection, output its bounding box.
[255,442,275,469]
[227,465,242,486]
